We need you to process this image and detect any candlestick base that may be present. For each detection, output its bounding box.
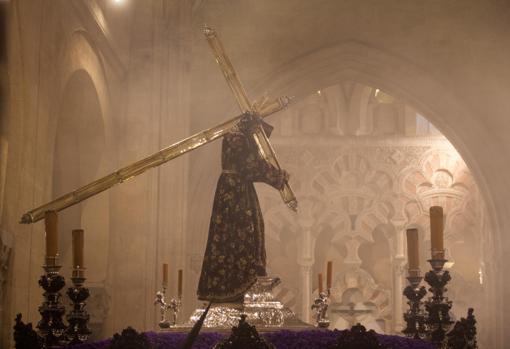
[312,289,330,329]
[428,258,447,272]
[158,321,171,329]
[402,274,427,339]
[66,268,91,344]
[424,257,453,347]
[37,259,67,348]
[154,286,182,329]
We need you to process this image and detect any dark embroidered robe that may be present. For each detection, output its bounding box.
[197,126,285,302]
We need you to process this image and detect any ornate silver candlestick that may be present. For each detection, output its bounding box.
[154,286,181,328]
[402,271,427,339]
[424,254,453,347]
[37,256,67,348]
[65,267,91,344]
[311,289,330,328]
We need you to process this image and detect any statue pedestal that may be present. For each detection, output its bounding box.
[183,277,312,331]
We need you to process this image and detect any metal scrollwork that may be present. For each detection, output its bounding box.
[65,269,91,344]
[331,323,388,349]
[424,257,454,347]
[154,287,181,329]
[213,314,275,349]
[107,327,152,349]
[37,262,67,347]
[13,314,42,349]
[311,290,330,328]
[402,275,427,339]
[447,308,478,349]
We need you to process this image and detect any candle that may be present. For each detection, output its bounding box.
[162,263,168,287]
[326,261,333,289]
[44,211,58,261]
[318,273,323,294]
[430,206,444,259]
[406,228,419,276]
[72,229,84,268]
[178,269,183,297]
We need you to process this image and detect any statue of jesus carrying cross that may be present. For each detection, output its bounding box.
[20,26,298,305]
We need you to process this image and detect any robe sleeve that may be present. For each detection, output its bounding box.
[227,132,285,190]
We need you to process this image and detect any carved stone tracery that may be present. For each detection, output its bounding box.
[258,83,486,334]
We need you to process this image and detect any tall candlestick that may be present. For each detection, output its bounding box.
[163,263,168,287]
[318,273,323,294]
[326,261,333,289]
[72,229,84,268]
[430,206,444,259]
[44,211,58,261]
[177,269,183,297]
[406,228,420,276]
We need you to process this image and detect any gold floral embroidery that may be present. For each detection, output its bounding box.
[197,129,285,302]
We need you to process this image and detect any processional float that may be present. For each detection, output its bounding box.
[19,25,306,341]
[182,26,307,330]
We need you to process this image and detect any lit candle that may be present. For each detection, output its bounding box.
[44,211,58,263]
[162,263,168,287]
[72,229,84,269]
[326,261,333,289]
[406,228,419,276]
[178,269,183,297]
[430,206,444,259]
[318,273,323,294]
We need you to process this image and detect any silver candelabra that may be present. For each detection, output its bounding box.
[154,286,181,329]
[311,289,330,328]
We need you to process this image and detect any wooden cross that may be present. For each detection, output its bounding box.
[20,27,296,224]
[203,26,297,211]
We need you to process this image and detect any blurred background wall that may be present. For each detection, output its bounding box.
[1,1,509,348]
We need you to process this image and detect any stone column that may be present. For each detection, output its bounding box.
[391,222,407,333]
[298,263,313,321]
[151,0,192,324]
[107,0,192,334]
[296,217,314,321]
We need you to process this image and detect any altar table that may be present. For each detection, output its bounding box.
[66,329,436,349]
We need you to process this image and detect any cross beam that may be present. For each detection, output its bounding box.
[203,26,297,211]
[20,27,296,224]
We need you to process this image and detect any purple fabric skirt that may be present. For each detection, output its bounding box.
[66,329,437,349]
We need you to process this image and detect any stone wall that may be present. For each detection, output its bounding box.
[0,1,192,346]
[187,3,510,347]
[1,1,509,348]
[260,85,488,339]
[184,83,489,346]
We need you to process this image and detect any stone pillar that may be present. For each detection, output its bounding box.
[391,222,407,333]
[298,263,313,321]
[106,0,192,334]
[151,0,192,325]
[296,217,314,321]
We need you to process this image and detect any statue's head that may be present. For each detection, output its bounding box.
[238,112,274,137]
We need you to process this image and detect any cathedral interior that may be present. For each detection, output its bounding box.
[1,1,510,348]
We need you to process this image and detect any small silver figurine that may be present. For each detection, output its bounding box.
[154,287,181,329]
[311,290,330,328]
